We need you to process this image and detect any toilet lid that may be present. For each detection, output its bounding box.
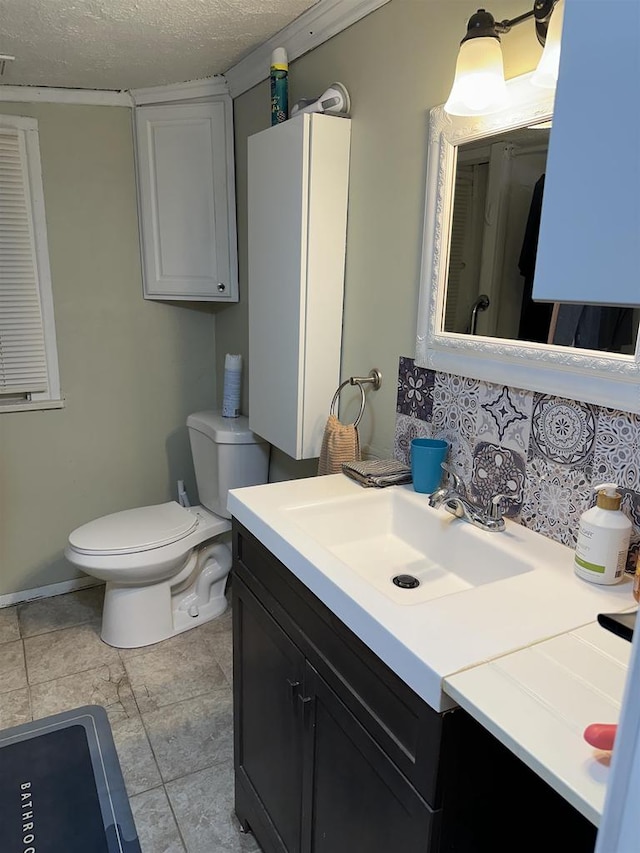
[68,502,198,555]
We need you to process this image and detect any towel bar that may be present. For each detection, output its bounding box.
[330,369,382,428]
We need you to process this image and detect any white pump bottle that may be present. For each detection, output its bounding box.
[574,483,632,585]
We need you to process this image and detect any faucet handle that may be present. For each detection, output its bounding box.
[489,494,508,520]
[440,463,466,496]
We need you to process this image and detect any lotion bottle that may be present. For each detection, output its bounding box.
[574,484,631,585]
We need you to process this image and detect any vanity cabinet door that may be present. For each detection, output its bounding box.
[301,662,438,853]
[233,579,305,853]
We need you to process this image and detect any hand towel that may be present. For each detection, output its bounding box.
[342,459,412,488]
[317,414,361,476]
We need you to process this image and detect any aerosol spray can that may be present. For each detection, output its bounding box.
[270,47,288,125]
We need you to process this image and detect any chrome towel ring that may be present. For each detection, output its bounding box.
[329,369,382,428]
[331,379,366,427]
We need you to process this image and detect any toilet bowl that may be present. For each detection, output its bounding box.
[65,412,269,648]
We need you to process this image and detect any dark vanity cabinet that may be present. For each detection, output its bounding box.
[232,521,597,853]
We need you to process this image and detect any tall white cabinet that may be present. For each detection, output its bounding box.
[247,114,351,460]
[134,97,238,302]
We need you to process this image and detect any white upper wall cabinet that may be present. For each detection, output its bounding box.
[134,99,238,301]
[248,114,351,460]
[533,0,640,306]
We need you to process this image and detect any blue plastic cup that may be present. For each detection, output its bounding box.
[410,438,449,494]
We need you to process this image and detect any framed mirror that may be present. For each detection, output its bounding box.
[415,72,640,414]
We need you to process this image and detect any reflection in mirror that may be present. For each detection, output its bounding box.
[416,74,640,414]
[443,125,639,354]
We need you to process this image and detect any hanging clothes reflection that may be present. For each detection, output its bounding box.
[518,174,635,352]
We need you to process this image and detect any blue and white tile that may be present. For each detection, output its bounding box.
[528,394,597,470]
[394,413,430,465]
[476,382,533,455]
[521,456,592,548]
[396,357,435,421]
[619,488,640,573]
[626,533,640,576]
[618,488,640,530]
[592,408,640,492]
[469,442,527,517]
[431,372,480,442]
[429,428,474,486]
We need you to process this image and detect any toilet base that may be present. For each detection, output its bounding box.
[100,541,232,648]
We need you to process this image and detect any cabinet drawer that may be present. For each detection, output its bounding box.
[233,522,460,807]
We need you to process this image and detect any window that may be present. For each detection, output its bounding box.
[0,114,61,412]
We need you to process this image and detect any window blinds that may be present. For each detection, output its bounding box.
[0,128,49,395]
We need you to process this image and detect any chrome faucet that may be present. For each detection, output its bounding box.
[428,464,506,532]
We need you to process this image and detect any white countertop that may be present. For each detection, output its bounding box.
[228,475,633,714]
[229,474,639,825]
[445,621,633,826]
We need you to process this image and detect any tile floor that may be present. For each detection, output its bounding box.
[0,585,262,853]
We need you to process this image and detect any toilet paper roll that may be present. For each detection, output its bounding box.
[222,353,242,417]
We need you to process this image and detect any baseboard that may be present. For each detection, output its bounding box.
[0,576,103,608]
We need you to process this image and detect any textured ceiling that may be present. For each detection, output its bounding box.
[0,0,319,91]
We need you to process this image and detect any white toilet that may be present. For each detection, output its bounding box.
[64,411,269,648]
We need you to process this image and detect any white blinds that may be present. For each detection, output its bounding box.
[0,129,48,395]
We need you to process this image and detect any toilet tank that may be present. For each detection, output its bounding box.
[186,411,270,519]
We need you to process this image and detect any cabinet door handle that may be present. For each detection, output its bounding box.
[286,678,301,700]
[298,694,312,726]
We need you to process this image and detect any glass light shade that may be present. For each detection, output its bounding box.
[444,37,508,116]
[532,0,564,88]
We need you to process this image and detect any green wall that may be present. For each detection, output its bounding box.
[0,103,217,596]
[0,0,543,596]
[216,0,541,480]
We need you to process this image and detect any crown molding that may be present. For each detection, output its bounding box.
[224,0,392,98]
[0,85,132,106]
[130,75,230,106]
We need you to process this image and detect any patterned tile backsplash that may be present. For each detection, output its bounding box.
[394,356,640,571]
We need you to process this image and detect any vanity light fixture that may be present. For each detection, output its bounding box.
[444,0,563,117]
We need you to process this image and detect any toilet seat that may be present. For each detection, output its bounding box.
[68,501,198,556]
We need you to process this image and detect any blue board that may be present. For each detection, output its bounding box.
[0,705,141,852]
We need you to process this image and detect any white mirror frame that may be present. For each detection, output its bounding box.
[415,72,640,414]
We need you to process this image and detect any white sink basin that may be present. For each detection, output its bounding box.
[285,488,535,605]
[229,474,632,711]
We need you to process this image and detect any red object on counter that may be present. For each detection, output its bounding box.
[584,723,617,751]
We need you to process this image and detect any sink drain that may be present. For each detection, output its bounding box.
[392,574,420,589]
